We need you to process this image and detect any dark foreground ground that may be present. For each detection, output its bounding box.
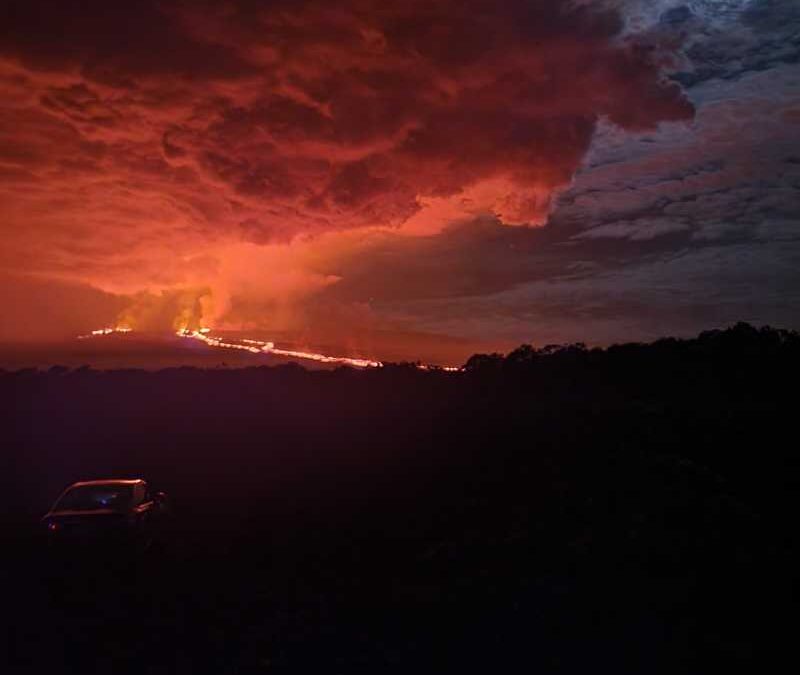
[2,323,798,673]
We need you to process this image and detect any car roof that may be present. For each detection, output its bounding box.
[68,479,145,488]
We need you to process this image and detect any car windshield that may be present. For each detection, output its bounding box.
[55,484,134,512]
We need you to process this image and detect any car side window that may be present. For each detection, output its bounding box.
[133,483,146,505]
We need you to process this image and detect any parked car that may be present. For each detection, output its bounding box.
[42,479,170,551]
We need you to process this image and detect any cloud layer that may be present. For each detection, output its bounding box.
[2,0,797,358]
[0,1,691,314]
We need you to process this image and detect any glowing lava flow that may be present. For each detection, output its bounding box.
[177,328,383,369]
[76,326,462,371]
[77,327,132,339]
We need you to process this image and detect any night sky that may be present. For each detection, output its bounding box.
[1,0,798,361]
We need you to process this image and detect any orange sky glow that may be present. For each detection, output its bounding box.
[2,0,797,365]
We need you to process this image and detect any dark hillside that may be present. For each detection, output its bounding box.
[2,323,797,673]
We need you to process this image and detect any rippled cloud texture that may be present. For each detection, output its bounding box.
[0,0,796,360]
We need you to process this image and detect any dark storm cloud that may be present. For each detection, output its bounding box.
[0,0,254,80]
[306,0,800,348]
[0,0,692,264]
[670,0,800,87]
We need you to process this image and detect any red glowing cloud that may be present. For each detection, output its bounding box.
[0,0,693,340]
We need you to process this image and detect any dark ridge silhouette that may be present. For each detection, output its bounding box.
[2,323,797,674]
